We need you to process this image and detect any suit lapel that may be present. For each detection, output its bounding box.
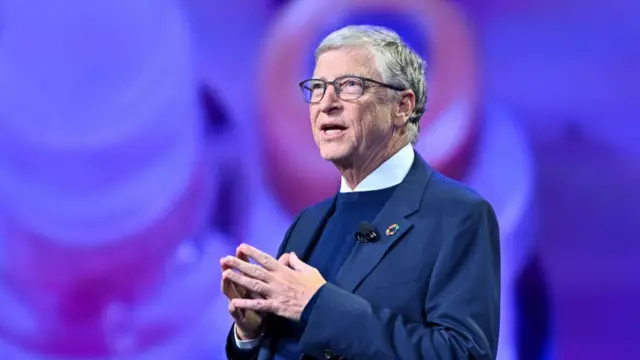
[282,196,337,261]
[337,153,433,293]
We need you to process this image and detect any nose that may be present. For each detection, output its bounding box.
[318,85,342,114]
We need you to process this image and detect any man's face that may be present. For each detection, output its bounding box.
[310,48,393,167]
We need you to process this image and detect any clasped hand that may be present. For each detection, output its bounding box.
[221,244,326,321]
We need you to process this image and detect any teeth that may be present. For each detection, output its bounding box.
[325,129,342,134]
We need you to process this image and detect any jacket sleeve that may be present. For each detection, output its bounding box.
[225,211,305,360]
[298,200,501,360]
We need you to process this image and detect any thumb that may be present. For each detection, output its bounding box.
[289,252,309,271]
[278,253,291,267]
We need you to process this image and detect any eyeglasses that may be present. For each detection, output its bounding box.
[298,75,406,104]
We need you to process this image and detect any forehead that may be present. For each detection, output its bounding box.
[313,47,378,79]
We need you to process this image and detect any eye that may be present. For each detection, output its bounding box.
[340,78,362,89]
[310,82,324,90]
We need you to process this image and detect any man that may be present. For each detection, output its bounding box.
[220,25,500,360]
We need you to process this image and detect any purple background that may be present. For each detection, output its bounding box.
[0,0,638,359]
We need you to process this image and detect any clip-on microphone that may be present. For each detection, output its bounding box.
[355,222,378,243]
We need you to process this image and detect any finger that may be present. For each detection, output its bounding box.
[221,256,272,282]
[221,277,245,299]
[235,247,250,263]
[220,257,232,271]
[231,300,266,327]
[288,252,310,272]
[221,277,235,296]
[229,279,262,300]
[278,253,291,267]
[237,244,279,271]
[231,298,274,313]
[228,301,243,321]
[222,269,271,296]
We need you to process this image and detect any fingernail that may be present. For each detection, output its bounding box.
[291,252,297,258]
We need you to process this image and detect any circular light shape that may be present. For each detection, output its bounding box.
[415,99,481,181]
[0,229,236,359]
[198,85,251,244]
[0,1,219,357]
[258,0,479,215]
[188,0,273,243]
[463,105,537,360]
[0,0,199,244]
[0,160,208,320]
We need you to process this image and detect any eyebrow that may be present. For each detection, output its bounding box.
[312,74,366,81]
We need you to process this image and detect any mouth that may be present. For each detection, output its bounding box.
[320,123,348,136]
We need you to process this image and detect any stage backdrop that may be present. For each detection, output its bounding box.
[0,0,637,359]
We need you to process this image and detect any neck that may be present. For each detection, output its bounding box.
[337,137,408,190]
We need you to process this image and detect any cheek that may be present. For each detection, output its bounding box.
[309,109,319,128]
[361,106,390,138]
[344,109,369,141]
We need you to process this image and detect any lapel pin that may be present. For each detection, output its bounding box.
[385,224,400,236]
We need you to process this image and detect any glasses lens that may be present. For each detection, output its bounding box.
[336,77,364,100]
[301,80,325,103]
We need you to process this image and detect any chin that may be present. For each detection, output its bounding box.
[319,147,350,163]
[320,152,343,162]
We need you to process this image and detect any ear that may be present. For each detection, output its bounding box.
[393,90,416,127]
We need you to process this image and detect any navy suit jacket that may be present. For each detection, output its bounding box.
[226,153,501,360]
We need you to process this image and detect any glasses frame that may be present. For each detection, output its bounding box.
[298,75,406,104]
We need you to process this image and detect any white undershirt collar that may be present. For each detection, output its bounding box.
[339,144,414,193]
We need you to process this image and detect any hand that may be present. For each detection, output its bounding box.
[220,247,267,340]
[221,244,326,321]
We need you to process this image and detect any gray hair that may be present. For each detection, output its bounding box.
[315,25,427,144]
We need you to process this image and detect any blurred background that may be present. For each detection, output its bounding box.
[0,0,638,359]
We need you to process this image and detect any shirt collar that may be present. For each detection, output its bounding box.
[340,144,414,193]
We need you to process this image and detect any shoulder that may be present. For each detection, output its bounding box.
[418,172,500,258]
[297,196,334,220]
[305,195,334,211]
[281,196,334,237]
[422,171,496,221]
[275,197,333,256]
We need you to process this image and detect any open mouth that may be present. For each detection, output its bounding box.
[320,123,348,135]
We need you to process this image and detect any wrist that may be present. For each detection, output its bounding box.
[235,324,262,341]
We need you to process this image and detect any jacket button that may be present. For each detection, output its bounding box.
[323,349,334,359]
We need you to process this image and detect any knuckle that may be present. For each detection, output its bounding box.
[252,266,262,277]
[257,299,267,310]
[251,280,262,292]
